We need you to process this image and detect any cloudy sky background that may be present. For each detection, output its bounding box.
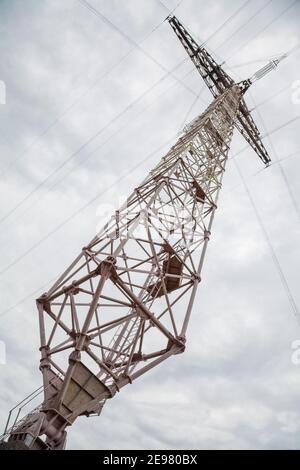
[0,0,300,449]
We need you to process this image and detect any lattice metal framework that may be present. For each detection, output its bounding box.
[3,15,280,450]
[168,16,271,164]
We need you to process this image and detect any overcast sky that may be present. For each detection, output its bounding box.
[0,0,300,450]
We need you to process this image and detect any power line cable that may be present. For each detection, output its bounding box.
[0,4,177,177]
[178,89,204,131]
[177,0,269,66]
[231,114,300,160]
[0,0,258,228]
[223,149,300,196]
[0,111,298,279]
[0,66,198,242]
[250,93,300,220]
[0,276,59,320]
[1,2,298,293]
[77,0,198,99]
[0,57,192,226]
[0,134,178,278]
[221,5,300,314]
[224,0,299,64]
[215,0,274,52]
[201,0,252,47]
[233,158,300,327]
[2,144,299,320]
[156,0,184,15]
[249,83,291,112]
[217,0,300,225]
[1,71,290,240]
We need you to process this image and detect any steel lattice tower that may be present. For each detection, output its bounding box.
[2,16,285,449]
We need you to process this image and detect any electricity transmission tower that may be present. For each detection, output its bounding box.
[1,16,285,450]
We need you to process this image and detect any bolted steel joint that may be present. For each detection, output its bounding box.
[204,230,211,240]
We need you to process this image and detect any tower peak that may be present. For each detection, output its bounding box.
[168,15,286,165]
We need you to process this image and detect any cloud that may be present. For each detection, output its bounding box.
[0,0,299,450]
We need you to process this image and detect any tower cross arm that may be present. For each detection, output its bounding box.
[168,15,234,98]
[168,15,289,165]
